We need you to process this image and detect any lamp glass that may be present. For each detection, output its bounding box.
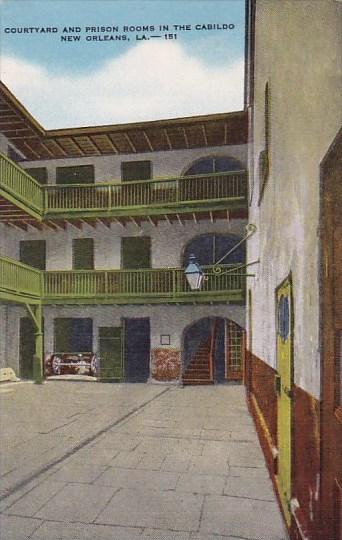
[184,255,204,290]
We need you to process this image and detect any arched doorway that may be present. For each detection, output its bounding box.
[182,317,245,385]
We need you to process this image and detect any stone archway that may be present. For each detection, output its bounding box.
[182,317,245,385]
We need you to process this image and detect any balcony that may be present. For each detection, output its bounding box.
[42,265,245,304]
[0,256,245,306]
[0,256,41,304]
[0,153,248,227]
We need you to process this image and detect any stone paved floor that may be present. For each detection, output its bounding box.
[0,381,288,540]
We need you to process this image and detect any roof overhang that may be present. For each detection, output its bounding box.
[0,82,248,161]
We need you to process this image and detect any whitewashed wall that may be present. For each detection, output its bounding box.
[0,219,247,270]
[4,304,245,375]
[20,144,247,183]
[247,0,342,398]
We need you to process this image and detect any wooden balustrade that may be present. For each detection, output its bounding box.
[44,171,247,213]
[0,153,44,214]
[0,255,245,305]
[0,256,41,300]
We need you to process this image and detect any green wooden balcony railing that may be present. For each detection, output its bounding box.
[0,255,245,305]
[42,265,245,304]
[0,153,247,220]
[0,153,44,219]
[43,171,248,217]
[0,255,42,303]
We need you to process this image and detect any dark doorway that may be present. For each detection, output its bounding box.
[182,317,225,384]
[182,317,243,384]
[124,318,150,382]
[98,327,123,381]
[19,317,35,379]
[54,318,93,352]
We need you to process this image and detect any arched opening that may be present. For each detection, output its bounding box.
[183,233,245,267]
[183,156,244,176]
[182,317,245,385]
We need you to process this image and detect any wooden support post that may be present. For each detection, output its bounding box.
[25,303,44,384]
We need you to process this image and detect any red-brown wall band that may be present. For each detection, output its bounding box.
[246,352,322,540]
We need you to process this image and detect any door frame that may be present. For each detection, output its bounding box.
[275,273,294,526]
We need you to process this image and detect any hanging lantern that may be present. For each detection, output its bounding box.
[184,254,204,290]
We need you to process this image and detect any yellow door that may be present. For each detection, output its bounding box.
[276,278,293,525]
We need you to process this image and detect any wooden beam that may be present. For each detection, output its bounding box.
[85,136,101,155]
[105,135,119,153]
[124,133,137,153]
[67,220,83,230]
[97,217,112,228]
[176,213,184,226]
[182,127,189,149]
[202,124,208,146]
[147,216,157,227]
[69,137,85,155]
[39,141,55,158]
[23,141,41,159]
[7,221,27,231]
[26,221,43,231]
[224,123,228,145]
[164,214,172,225]
[164,128,172,150]
[192,213,198,224]
[143,130,154,152]
[48,139,68,156]
[113,217,126,229]
[130,216,141,228]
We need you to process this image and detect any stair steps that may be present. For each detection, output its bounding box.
[182,338,213,385]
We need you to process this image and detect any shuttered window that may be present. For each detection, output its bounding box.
[121,237,151,268]
[25,167,48,185]
[20,240,46,270]
[56,165,94,185]
[121,161,152,181]
[72,238,94,270]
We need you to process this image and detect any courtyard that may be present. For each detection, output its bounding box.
[0,382,287,540]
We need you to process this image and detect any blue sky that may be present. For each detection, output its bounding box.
[1,0,246,128]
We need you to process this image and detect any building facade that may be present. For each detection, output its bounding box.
[0,81,249,386]
[245,1,341,539]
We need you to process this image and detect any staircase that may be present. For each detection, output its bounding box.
[182,337,214,385]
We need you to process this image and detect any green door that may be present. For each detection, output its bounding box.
[276,278,293,526]
[98,327,123,381]
[121,237,151,268]
[19,317,35,379]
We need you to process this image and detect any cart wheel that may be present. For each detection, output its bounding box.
[52,356,62,375]
[90,356,98,376]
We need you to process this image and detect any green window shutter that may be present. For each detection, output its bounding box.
[121,237,151,269]
[56,165,95,185]
[25,167,48,185]
[121,161,152,181]
[73,238,94,270]
[20,240,46,270]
